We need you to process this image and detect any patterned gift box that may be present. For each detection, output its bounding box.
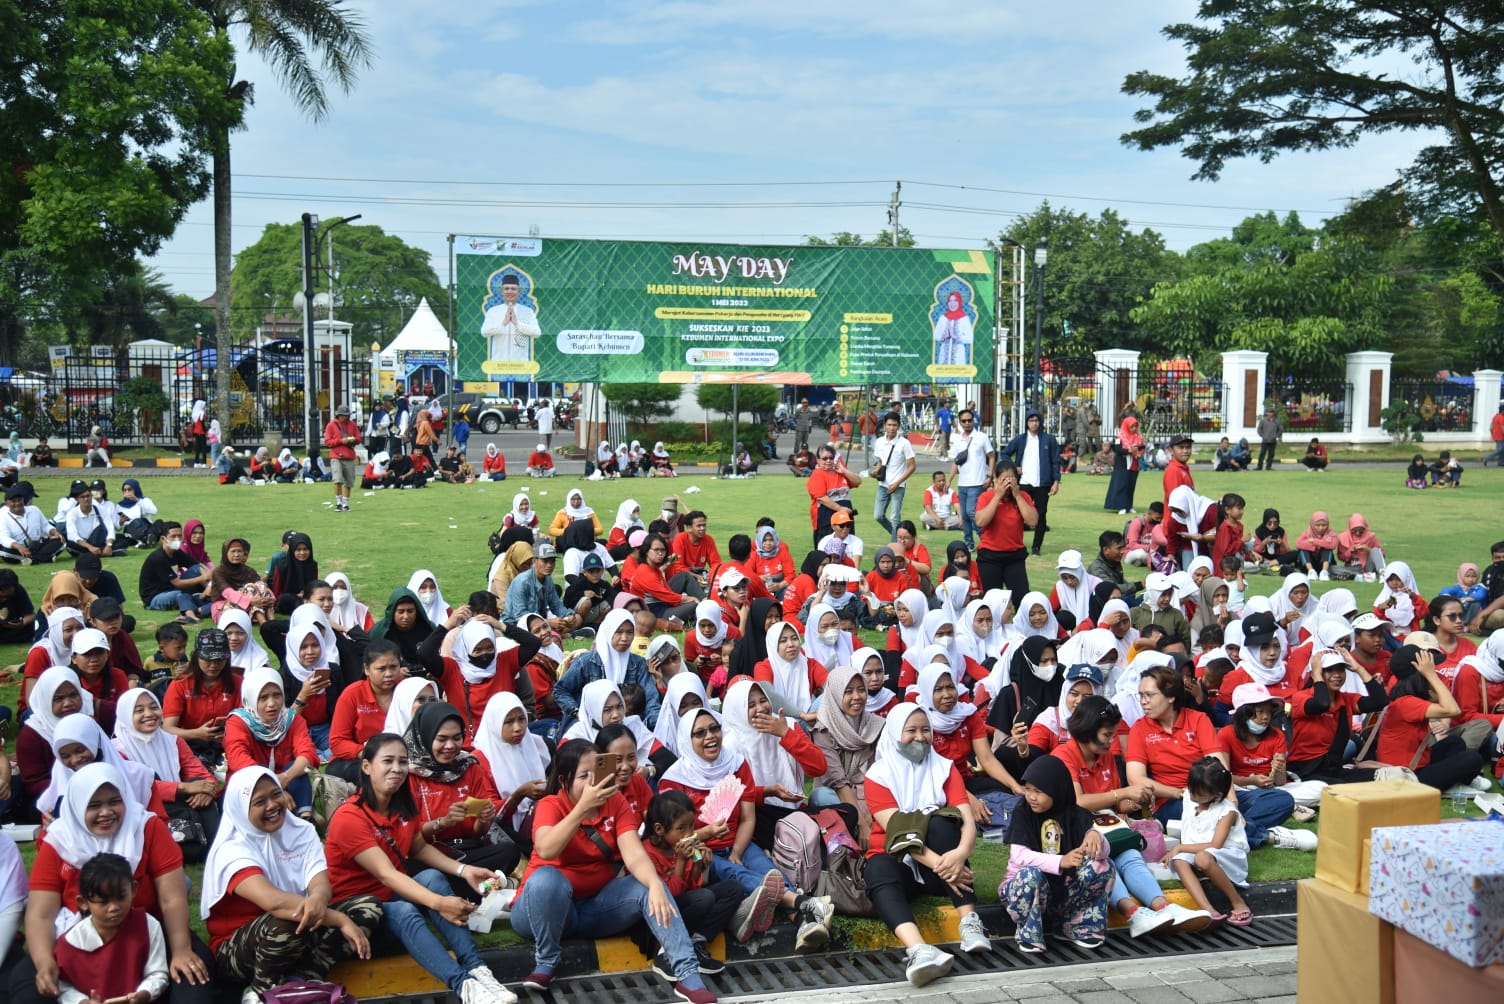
[1369,821,1504,967]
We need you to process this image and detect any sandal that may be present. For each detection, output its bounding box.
[1205,911,1227,923]
[1228,908,1254,926]
[1291,805,1317,823]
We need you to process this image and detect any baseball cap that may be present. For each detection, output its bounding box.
[89,596,123,621]
[613,592,644,610]
[1063,663,1104,688]
[581,552,605,571]
[88,479,107,492]
[1230,681,1275,711]
[282,529,300,545]
[716,567,749,591]
[73,553,103,578]
[1317,649,1350,672]
[628,529,648,548]
[70,628,110,655]
[1169,433,1194,446]
[534,542,558,560]
[68,479,89,497]
[335,404,350,416]
[1240,611,1278,647]
[1351,612,1393,633]
[195,628,230,661]
[830,510,853,526]
[536,443,547,452]
[4,485,26,500]
[1402,630,1441,654]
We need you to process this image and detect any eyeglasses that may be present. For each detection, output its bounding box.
[1137,691,1162,703]
[1440,612,1464,621]
[691,724,723,740]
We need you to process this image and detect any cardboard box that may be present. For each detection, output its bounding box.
[1369,821,1504,968]
[1394,928,1504,1002]
[1316,780,1439,893]
[1297,878,1395,1004]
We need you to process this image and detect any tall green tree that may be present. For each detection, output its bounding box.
[806,228,916,247]
[0,0,236,364]
[231,221,444,349]
[1122,2,1504,236]
[601,384,681,424]
[202,0,373,433]
[998,203,1179,358]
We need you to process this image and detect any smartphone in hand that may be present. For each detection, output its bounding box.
[594,753,620,780]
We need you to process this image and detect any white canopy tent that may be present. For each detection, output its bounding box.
[379,297,450,368]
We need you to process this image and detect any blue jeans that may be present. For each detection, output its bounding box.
[145,565,209,616]
[1109,848,1165,907]
[957,484,983,547]
[379,869,485,994]
[710,843,793,896]
[511,867,706,989]
[1154,787,1294,848]
[306,721,331,762]
[808,786,844,811]
[284,774,313,814]
[874,483,906,542]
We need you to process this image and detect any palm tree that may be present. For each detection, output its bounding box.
[203,0,373,438]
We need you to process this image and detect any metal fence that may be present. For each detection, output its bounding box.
[1265,375,1352,434]
[12,342,370,450]
[1134,364,1227,443]
[1388,378,1474,432]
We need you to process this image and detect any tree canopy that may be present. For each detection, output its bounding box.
[230,221,445,348]
[1122,1,1504,236]
[0,0,237,363]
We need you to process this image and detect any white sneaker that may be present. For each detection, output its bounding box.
[1164,902,1214,933]
[459,980,492,1004]
[903,943,954,986]
[957,911,990,954]
[242,989,262,1004]
[794,895,834,952]
[1318,569,1330,581]
[1268,825,1318,851]
[468,966,517,1004]
[1469,775,1494,792]
[1127,906,1176,938]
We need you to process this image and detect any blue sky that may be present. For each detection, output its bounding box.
[147,0,1436,304]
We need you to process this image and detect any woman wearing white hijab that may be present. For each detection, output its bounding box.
[1167,484,1216,568]
[40,715,160,821]
[17,665,94,801]
[757,619,821,719]
[113,688,222,849]
[953,599,998,672]
[982,588,1017,651]
[25,605,84,681]
[405,569,449,626]
[225,668,318,818]
[609,498,644,557]
[383,677,438,736]
[653,671,709,756]
[915,662,1020,801]
[1052,550,1099,626]
[722,679,823,815]
[1270,571,1319,641]
[1055,628,1120,681]
[218,607,271,672]
[325,572,372,633]
[802,601,853,673]
[561,679,655,760]
[1373,560,1423,638]
[503,491,539,531]
[201,766,381,995]
[26,761,204,981]
[938,576,971,625]
[282,604,337,757]
[474,692,551,833]
[894,588,929,654]
[862,704,984,982]
[852,646,897,716]
[1011,590,1061,641]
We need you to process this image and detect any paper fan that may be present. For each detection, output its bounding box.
[698,775,746,827]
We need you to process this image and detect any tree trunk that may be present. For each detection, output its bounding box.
[213,138,233,434]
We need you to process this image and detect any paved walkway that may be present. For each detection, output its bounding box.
[725,946,1298,1004]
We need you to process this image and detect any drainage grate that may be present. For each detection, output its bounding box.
[506,916,1299,1003]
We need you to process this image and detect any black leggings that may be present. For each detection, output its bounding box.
[1023,485,1050,553]
[864,815,976,932]
[977,547,1030,600]
[1414,736,1485,791]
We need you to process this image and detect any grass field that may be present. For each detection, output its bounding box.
[2,463,1499,942]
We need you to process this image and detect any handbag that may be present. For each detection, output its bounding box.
[1126,817,1166,862]
[262,980,359,1004]
[1091,811,1146,856]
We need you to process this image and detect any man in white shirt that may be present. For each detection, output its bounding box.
[817,510,865,569]
[1001,409,1062,556]
[870,411,917,543]
[920,471,962,530]
[946,408,996,549]
[536,398,556,450]
[480,273,541,366]
[63,479,123,556]
[0,485,65,564]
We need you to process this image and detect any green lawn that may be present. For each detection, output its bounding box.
[3,463,1500,942]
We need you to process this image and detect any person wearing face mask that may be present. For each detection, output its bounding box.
[138,521,213,624]
[1218,683,1291,794]
[324,571,372,634]
[419,610,541,741]
[863,705,987,985]
[981,637,1062,778]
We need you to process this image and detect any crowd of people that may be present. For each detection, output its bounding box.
[1,410,1502,1003]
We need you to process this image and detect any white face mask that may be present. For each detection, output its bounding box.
[331,588,350,605]
[819,629,840,646]
[1031,660,1056,682]
[418,589,436,604]
[165,538,182,551]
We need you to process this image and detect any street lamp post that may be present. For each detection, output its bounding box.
[296,212,361,447]
[1033,246,1047,414]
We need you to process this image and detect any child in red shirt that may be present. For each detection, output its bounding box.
[1217,683,1288,787]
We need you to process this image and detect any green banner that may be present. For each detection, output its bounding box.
[453,237,994,385]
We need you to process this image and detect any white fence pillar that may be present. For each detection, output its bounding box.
[1093,348,1141,430]
[1475,370,1503,441]
[1220,351,1268,443]
[1345,351,1393,444]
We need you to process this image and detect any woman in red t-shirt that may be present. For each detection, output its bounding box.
[510,738,716,1000]
[22,762,211,1000]
[402,701,519,893]
[203,766,382,995]
[225,668,319,818]
[805,447,861,547]
[1451,631,1504,734]
[323,734,505,1001]
[1289,648,1387,783]
[1375,646,1484,790]
[862,705,984,982]
[914,664,1023,825]
[161,628,242,767]
[327,639,403,782]
[1422,595,1478,689]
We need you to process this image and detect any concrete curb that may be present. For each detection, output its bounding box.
[327,880,1298,997]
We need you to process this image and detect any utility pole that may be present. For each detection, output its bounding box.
[301,213,317,449]
[888,182,902,246]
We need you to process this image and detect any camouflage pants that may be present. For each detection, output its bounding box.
[216,894,385,992]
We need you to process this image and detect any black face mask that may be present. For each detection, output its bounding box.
[468,652,493,669]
